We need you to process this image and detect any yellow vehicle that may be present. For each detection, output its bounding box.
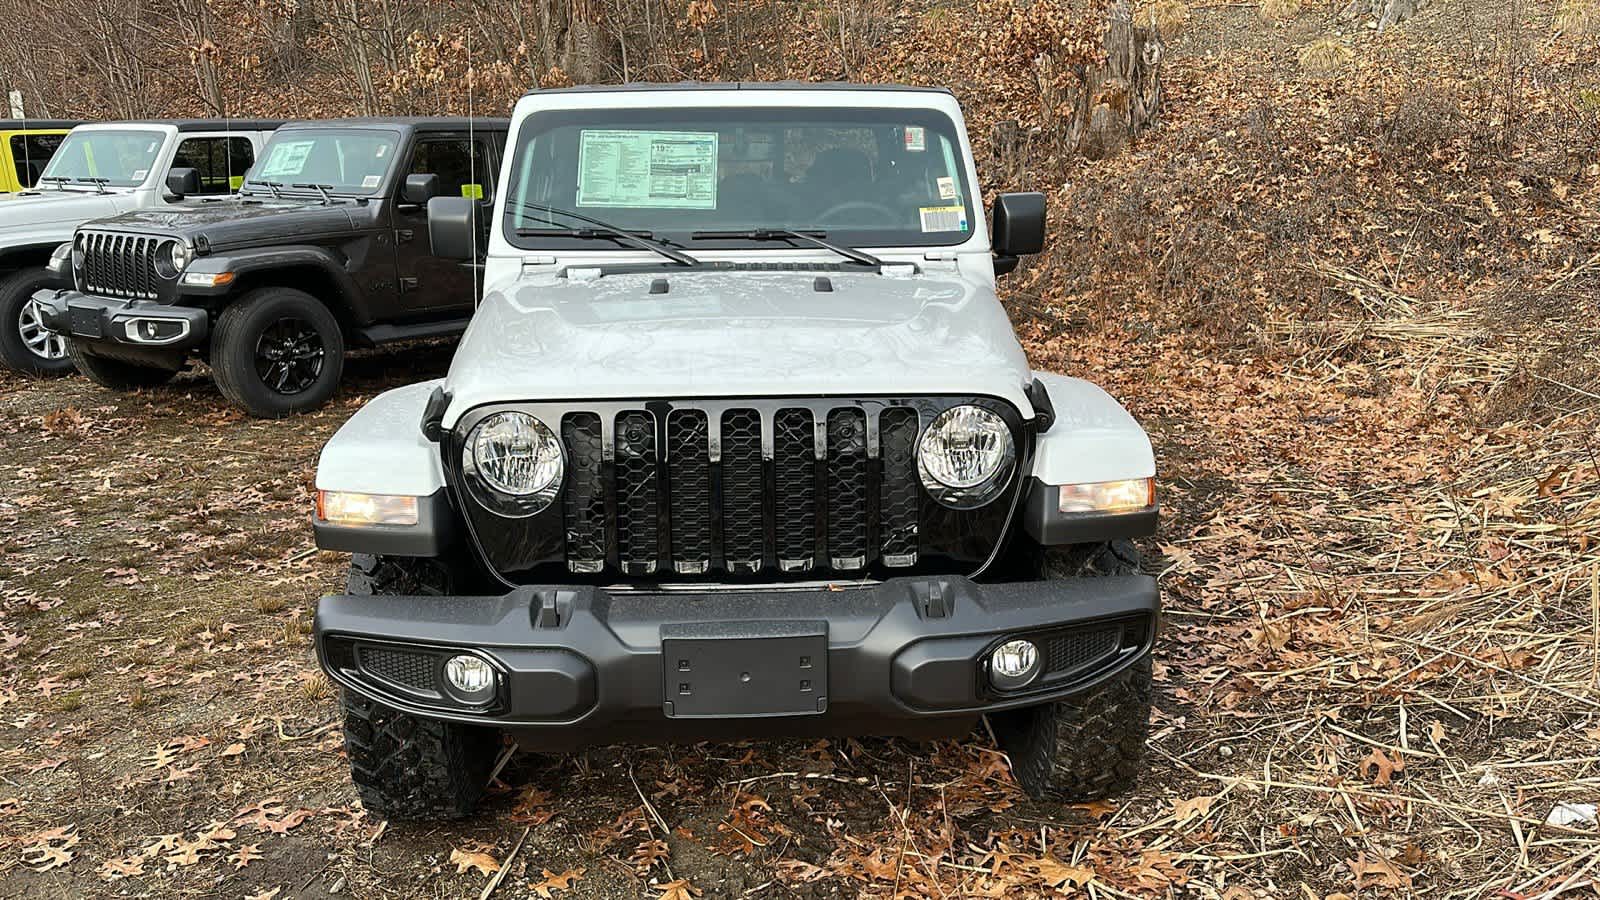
[0,121,82,192]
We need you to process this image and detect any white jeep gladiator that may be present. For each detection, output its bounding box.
[310,83,1160,819]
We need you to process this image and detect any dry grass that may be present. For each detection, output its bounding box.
[1139,0,1191,36]
[1260,0,1303,23]
[1556,0,1600,34]
[1299,36,1354,75]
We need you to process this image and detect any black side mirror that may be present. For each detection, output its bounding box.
[166,167,202,199]
[402,173,441,205]
[429,196,480,260]
[991,192,1047,276]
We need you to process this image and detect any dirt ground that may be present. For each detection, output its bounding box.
[3,2,1600,898]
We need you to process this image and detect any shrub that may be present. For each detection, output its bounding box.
[1260,0,1302,23]
[1139,0,1190,36]
[1555,0,1600,35]
[1299,37,1353,75]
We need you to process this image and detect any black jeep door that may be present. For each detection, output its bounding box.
[391,132,497,316]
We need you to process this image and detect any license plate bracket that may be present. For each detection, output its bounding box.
[69,307,104,339]
[661,622,828,718]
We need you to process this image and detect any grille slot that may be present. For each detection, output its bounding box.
[826,409,869,569]
[360,646,435,693]
[878,408,920,566]
[614,410,660,574]
[79,231,161,300]
[773,408,818,571]
[720,409,764,572]
[562,413,606,573]
[666,410,713,573]
[1044,626,1122,676]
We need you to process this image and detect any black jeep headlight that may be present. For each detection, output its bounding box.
[463,411,563,515]
[153,240,192,278]
[917,405,1015,508]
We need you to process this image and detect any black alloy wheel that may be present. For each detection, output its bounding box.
[253,316,326,395]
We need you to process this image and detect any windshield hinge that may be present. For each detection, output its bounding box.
[519,256,558,273]
[880,263,917,278]
[922,251,959,262]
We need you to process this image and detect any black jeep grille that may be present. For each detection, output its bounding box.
[78,231,162,300]
[454,397,1026,583]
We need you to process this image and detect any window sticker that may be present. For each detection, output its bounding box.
[919,205,968,233]
[361,174,381,188]
[229,175,244,190]
[258,140,314,179]
[460,183,484,199]
[936,176,957,201]
[904,126,926,153]
[131,169,148,181]
[577,130,718,209]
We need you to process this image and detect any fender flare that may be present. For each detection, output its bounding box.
[185,244,371,322]
[1022,372,1157,545]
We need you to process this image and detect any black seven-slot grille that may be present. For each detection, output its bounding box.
[453,398,1027,583]
[77,231,163,300]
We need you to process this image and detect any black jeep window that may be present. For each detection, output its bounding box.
[173,136,256,194]
[409,138,494,200]
[250,129,399,196]
[10,133,65,188]
[504,106,977,251]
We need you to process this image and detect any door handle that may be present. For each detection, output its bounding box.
[397,229,415,242]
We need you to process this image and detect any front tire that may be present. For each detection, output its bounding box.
[212,287,344,418]
[68,341,180,390]
[988,539,1154,801]
[339,554,499,820]
[0,269,72,376]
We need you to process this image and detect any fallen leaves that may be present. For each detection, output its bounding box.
[449,846,500,877]
[531,867,584,897]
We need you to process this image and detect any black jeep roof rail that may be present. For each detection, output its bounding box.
[524,81,954,98]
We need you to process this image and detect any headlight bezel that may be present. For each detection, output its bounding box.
[460,410,565,517]
[153,239,192,278]
[916,404,1018,509]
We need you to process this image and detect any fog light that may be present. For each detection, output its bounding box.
[444,655,495,696]
[988,639,1041,691]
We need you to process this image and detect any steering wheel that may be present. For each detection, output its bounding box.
[814,201,900,227]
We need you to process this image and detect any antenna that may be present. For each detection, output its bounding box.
[468,30,481,309]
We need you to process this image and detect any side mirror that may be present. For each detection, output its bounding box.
[401,173,441,205]
[428,196,479,260]
[166,167,202,199]
[991,192,1046,276]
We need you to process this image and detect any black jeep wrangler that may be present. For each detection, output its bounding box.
[35,117,509,417]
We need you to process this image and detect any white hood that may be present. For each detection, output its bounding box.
[0,189,133,246]
[441,268,1034,426]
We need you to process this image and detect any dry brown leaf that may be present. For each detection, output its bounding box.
[449,846,500,877]
[532,867,584,898]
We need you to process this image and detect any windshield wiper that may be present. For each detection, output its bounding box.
[38,175,70,191]
[72,177,110,195]
[244,178,284,199]
[512,202,701,268]
[292,182,334,203]
[690,229,883,268]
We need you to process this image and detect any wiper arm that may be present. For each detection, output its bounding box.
[38,176,69,191]
[511,202,701,268]
[245,178,284,199]
[72,177,110,195]
[292,182,334,203]
[690,228,883,268]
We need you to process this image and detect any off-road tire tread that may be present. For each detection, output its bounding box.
[991,539,1154,801]
[212,287,343,418]
[0,268,73,376]
[67,340,179,390]
[339,554,497,820]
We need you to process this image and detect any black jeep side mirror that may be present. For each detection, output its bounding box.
[166,167,202,199]
[402,173,441,205]
[429,196,480,260]
[991,192,1046,276]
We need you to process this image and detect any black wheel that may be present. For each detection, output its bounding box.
[988,539,1154,801]
[212,287,343,417]
[0,268,72,376]
[67,341,180,390]
[339,554,500,820]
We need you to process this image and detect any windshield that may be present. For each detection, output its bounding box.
[250,128,399,195]
[38,129,164,188]
[504,106,976,251]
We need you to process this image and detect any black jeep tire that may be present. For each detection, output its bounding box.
[988,539,1153,801]
[212,287,344,418]
[0,268,73,376]
[340,554,500,820]
[67,341,180,390]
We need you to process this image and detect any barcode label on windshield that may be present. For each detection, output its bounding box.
[919,205,967,233]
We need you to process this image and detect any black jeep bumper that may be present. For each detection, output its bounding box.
[314,575,1158,750]
[33,289,209,354]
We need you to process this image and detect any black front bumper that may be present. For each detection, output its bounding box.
[33,289,209,353]
[314,575,1159,750]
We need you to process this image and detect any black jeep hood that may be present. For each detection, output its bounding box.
[85,198,361,249]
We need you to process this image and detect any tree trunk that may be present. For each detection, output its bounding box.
[1063,0,1164,160]
[1340,0,1426,31]
[535,0,616,84]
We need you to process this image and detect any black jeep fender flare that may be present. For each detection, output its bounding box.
[0,243,63,274]
[182,245,374,327]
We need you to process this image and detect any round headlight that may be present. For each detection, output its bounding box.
[167,241,192,273]
[71,234,85,270]
[464,411,564,513]
[917,405,1015,508]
